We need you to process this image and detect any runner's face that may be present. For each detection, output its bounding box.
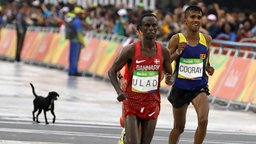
[140,16,158,39]
[185,10,202,32]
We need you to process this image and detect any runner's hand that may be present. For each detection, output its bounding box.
[176,42,187,54]
[165,74,173,86]
[206,66,214,76]
[117,91,127,102]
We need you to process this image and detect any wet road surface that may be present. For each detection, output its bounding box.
[0,61,256,144]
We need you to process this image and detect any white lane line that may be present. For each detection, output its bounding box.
[0,127,168,141]
[0,127,255,144]
[0,120,255,144]
[0,140,66,144]
[0,120,121,130]
[1,119,256,136]
[0,128,120,139]
[0,120,256,136]
[179,138,256,144]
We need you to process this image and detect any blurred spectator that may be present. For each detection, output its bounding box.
[68,6,85,76]
[15,3,28,62]
[216,22,236,41]
[158,7,182,40]
[93,5,112,34]
[199,15,209,34]
[206,14,220,39]
[81,8,92,30]
[159,12,179,41]
[66,0,76,12]
[125,10,139,38]
[113,8,128,36]
[136,2,146,17]
[236,18,253,41]
[0,0,255,44]
[58,6,69,34]
[249,12,256,37]
[197,1,208,14]
[159,13,172,41]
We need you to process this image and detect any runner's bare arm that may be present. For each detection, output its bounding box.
[116,43,127,80]
[168,34,187,61]
[165,34,187,85]
[162,46,173,86]
[204,34,214,76]
[116,46,124,82]
[108,44,134,101]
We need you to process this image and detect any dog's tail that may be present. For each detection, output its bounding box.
[30,83,38,97]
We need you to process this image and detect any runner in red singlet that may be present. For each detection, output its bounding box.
[116,26,143,144]
[109,13,173,144]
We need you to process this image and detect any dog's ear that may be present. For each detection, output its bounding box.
[55,92,60,97]
[49,91,59,97]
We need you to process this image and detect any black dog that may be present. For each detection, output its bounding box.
[30,83,59,124]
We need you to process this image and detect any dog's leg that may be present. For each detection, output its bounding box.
[32,110,36,122]
[51,109,56,123]
[32,103,38,122]
[36,109,42,123]
[44,110,49,124]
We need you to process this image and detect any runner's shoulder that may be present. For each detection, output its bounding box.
[121,43,135,57]
[168,33,179,42]
[202,33,212,43]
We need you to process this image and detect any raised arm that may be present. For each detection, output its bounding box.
[164,34,187,85]
[168,34,187,61]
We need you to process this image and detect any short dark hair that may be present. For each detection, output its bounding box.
[184,5,203,18]
[137,13,157,30]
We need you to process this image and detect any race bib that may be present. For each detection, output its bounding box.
[132,70,159,93]
[178,57,203,80]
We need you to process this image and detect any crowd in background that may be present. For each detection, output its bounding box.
[1,0,256,42]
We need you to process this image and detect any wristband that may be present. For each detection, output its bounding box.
[118,74,123,80]
[176,49,182,55]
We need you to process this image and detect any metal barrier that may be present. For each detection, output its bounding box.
[212,39,256,59]
[211,39,256,111]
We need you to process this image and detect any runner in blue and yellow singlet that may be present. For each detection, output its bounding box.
[166,5,215,144]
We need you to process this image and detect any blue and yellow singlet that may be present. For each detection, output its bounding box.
[173,32,209,90]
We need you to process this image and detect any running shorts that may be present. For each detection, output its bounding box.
[123,100,160,120]
[167,86,210,108]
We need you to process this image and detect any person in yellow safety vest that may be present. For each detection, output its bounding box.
[67,7,86,76]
